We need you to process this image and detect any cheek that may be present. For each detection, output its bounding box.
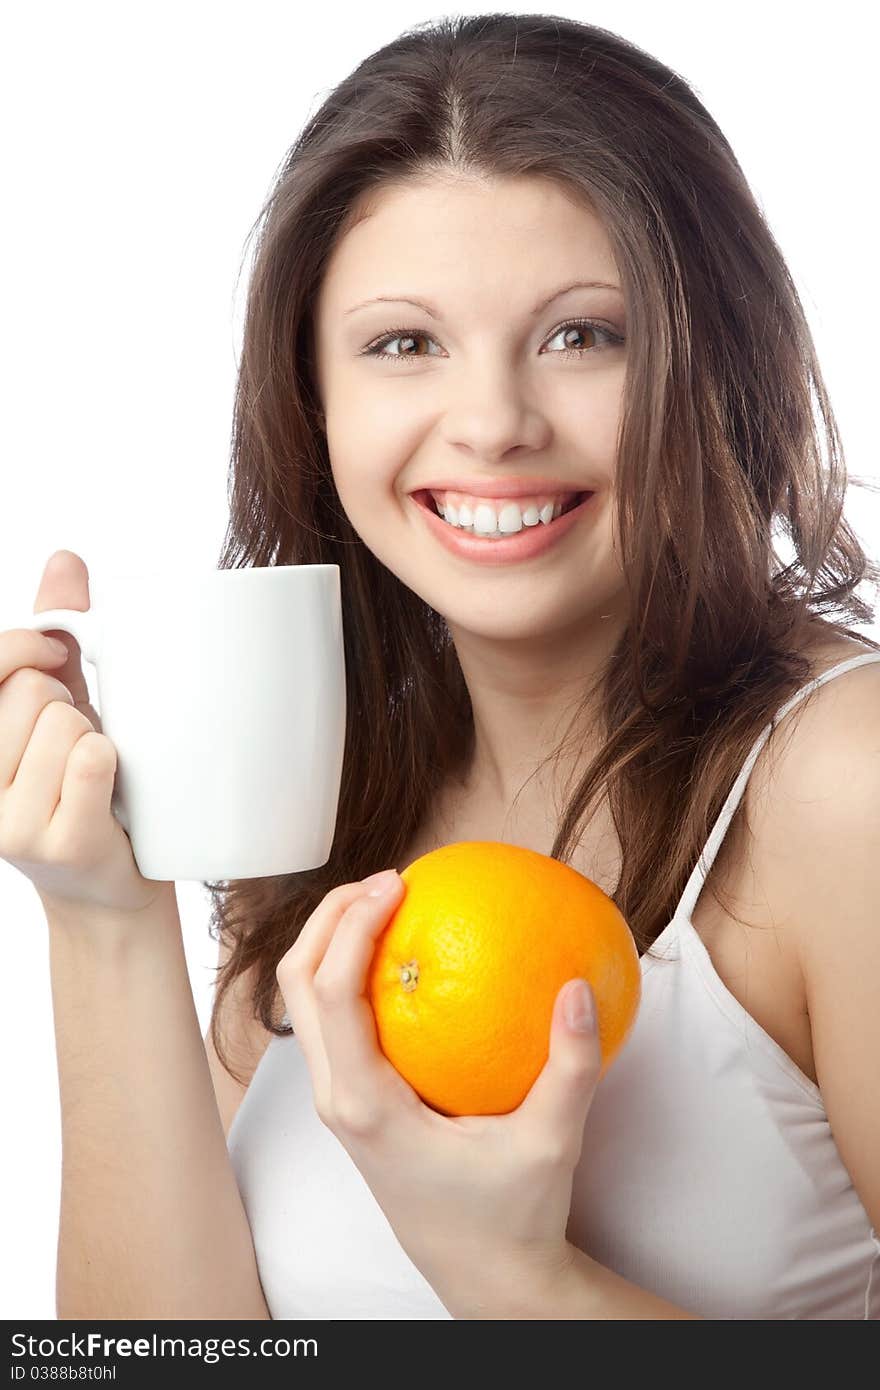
[327,416,416,517]
[332,458,397,505]
[328,370,418,443]
[327,451,409,554]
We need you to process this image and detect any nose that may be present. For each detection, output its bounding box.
[439,366,550,461]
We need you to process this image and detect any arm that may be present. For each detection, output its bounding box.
[756,670,880,1239]
[471,664,880,1322]
[47,891,271,1319]
[517,1244,703,1319]
[450,1244,703,1319]
[557,1247,703,1319]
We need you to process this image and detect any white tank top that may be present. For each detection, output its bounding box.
[228,651,880,1320]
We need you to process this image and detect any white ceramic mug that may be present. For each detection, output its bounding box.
[24,564,346,881]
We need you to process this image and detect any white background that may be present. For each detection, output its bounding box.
[1,1,877,1320]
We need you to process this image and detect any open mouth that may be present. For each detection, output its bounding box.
[413,489,590,522]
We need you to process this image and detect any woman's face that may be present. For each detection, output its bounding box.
[313,174,629,644]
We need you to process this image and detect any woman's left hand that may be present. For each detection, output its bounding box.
[275,868,604,1318]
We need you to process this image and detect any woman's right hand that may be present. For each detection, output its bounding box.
[0,550,176,920]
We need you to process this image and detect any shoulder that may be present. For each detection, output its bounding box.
[744,633,880,1233]
[750,635,880,835]
[743,635,880,919]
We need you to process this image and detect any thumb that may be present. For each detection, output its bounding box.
[516,979,603,1147]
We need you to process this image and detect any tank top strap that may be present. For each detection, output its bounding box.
[674,651,880,924]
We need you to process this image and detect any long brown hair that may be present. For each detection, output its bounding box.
[206,13,880,1083]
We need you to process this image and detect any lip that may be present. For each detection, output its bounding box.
[409,477,591,500]
[410,489,597,565]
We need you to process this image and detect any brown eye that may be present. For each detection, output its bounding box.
[363,328,441,362]
[361,317,625,365]
[542,319,624,357]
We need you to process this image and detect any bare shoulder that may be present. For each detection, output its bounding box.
[745,630,880,884]
[794,630,880,716]
[753,633,880,806]
[733,634,880,901]
[204,935,278,1141]
[762,638,880,1231]
[690,633,880,1087]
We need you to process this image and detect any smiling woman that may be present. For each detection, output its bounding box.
[200,13,880,1321]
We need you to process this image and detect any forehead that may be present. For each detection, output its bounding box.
[315,175,620,316]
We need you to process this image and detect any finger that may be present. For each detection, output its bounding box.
[4,700,94,845]
[0,629,70,684]
[33,551,95,716]
[313,875,406,1100]
[276,880,381,1113]
[0,667,74,789]
[51,727,119,844]
[279,880,375,978]
[513,980,602,1161]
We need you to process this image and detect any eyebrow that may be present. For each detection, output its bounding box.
[343,279,623,319]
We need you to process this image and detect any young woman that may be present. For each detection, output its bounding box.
[7,15,878,1320]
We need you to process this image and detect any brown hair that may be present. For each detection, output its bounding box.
[205,12,880,1084]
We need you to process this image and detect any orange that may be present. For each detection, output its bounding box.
[365,840,641,1117]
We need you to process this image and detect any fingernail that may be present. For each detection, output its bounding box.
[363,869,400,898]
[47,638,69,657]
[564,980,596,1033]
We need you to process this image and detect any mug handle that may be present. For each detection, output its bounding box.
[27,608,99,663]
[23,607,129,832]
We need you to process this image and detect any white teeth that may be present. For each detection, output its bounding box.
[438,498,565,537]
